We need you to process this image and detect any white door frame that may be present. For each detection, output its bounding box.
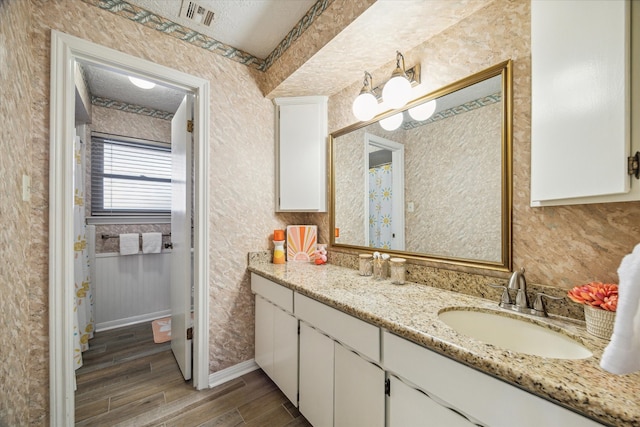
[363,132,405,250]
[49,30,210,426]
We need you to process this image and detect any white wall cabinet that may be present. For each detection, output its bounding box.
[274,96,328,212]
[531,0,639,206]
[251,274,298,406]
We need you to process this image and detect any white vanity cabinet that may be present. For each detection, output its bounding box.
[295,293,384,427]
[273,96,328,212]
[530,0,639,206]
[383,331,603,427]
[251,274,298,406]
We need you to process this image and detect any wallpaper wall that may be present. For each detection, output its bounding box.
[0,1,33,424]
[23,0,312,421]
[404,103,502,261]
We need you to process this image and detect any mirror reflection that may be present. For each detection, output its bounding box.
[331,61,512,270]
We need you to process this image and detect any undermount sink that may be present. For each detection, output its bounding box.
[438,309,592,359]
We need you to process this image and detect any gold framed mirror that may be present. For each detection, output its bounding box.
[330,60,512,271]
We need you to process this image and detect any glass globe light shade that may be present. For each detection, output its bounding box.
[379,112,403,131]
[408,99,437,121]
[352,92,378,121]
[382,75,412,109]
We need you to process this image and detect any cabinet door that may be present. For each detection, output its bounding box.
[531,0,636,206]
[273,305,298,406]
[275,96,328,212]
[299,322,334,427]
[334,343,385,427]
[388,375,473,427]
[254,296,274,377]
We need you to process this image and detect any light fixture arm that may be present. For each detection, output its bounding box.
[361,71,374,94]
[395,51,406,74]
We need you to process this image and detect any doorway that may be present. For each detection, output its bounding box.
[49,30,210,425]
[364,132,405,250]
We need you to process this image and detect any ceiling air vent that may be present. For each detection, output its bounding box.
[179,1,215,27]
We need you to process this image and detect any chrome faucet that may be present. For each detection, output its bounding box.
[508,268,529,313]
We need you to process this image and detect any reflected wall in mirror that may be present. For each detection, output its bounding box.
[331,60,512,271]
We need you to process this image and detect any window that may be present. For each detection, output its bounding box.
[91,134,171,216]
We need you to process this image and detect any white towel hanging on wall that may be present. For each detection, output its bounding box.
[142,232,162,254]
[119,233,139,255]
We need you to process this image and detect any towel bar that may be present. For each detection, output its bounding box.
[101,233,171,239]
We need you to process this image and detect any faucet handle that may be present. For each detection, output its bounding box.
[531,292,563,317]
[488,283,513,309]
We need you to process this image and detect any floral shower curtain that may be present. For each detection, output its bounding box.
[368,163,393,249]
[73,135,94,370]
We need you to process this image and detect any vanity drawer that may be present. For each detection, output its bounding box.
[295,293,380,362]
[251,273,293,313]
[382,331,602,427]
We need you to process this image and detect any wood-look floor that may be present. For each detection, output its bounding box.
[75,322,311,427]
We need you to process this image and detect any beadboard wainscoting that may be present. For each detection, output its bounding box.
[92,251,171,331]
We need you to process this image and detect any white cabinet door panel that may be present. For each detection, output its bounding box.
[334,342,385,427]
[531,0,633,205]
[273,306,298,406]
[254,296,274,377]
[275,96,328,212]
[388,375,473,427]
[299,322,334,427]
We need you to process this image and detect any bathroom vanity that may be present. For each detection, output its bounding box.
[249,261,640,427]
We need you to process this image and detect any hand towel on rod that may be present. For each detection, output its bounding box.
[601,243,640,374]
[119,233,139,255]
[142,232,162,254]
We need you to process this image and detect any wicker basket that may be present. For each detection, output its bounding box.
[584,305,616,339]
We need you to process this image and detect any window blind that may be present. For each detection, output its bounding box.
[91,135,171,216]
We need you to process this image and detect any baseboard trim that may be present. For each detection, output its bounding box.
[95,309,171,332]
[208,359,260,388]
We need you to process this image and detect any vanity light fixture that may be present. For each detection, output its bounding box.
[352,71,378,121]
[128,76,156,89]
[382,51,413,109]
[352,51,421,122]
[408,99,437,121]
[379,112,404,131]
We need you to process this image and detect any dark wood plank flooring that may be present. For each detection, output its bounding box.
[75,322,311,427]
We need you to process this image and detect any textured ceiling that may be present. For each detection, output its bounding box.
[267,0,494,97]
[81,62,187,113]
[126,0,316,59]
[79,0,495,112]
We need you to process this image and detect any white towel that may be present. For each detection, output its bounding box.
[142,232,162,254]
[601,243,640,374]
[119,233,139,255]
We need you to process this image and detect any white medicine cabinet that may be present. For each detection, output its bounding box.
[530,0,639,206]
[274,96,328,212]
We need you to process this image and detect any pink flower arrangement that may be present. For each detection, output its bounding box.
[567,282,618,312]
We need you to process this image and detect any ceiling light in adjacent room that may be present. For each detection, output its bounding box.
[128,76,156,90]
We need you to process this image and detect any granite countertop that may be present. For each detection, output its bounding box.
[248,261,640,427]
